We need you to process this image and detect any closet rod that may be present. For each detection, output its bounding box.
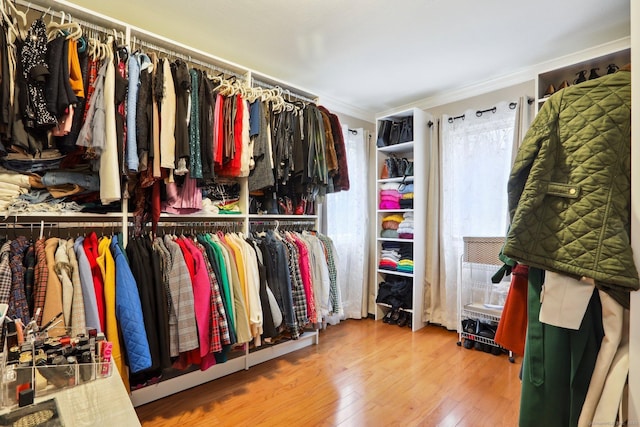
[154,221,243,228]
[0,221,123,229]
[250,219,316,228]
[132,37,246,80]
[252,78,317,104]
[27,0,319,105]
[13,0,127,33]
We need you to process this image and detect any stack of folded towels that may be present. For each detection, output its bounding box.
[398,212,414,239]
[379,241,401,270]
[379,183,401,210]
[397,243,414,274]
[381,213,404,238]
[399,182,413,209]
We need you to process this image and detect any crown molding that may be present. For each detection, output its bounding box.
[377,37,631,117]
[317,94,376,123]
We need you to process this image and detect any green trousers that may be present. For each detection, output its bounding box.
[519,267,604,427]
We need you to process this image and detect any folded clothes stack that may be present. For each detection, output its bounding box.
[379,241,401,270]
[399,183,413,209]
[379,241,413,272]
[379,182,401,210]
[381,213,404,238]
[397,242,414,273]
[398,212,414,239]
[397,259,414,274]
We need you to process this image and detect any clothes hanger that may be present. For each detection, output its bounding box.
[0,1,18,42]
[5,0,27,35]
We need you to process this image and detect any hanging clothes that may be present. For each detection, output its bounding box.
[159,58,176,171]
[65,238,86,335]
[111,235,151,379]
[162,235,199,355]
[188,68,202,179]
[199,71,215,180]
[74,236,101,333]
[172,59,190,173]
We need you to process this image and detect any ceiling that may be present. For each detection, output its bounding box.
[63,0,630,120]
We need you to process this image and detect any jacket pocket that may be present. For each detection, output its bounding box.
[546,182,580,199]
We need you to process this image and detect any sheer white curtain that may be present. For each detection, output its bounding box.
[425,102,517,329]
[326,126,369,319]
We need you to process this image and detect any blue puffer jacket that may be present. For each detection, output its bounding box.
[110,236,152,373]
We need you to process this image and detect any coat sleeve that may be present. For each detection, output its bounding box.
[507,100,554,221]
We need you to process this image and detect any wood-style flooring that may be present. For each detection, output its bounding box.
[135,318,522,426]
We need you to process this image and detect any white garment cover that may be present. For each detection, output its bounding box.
[100,59,121,204]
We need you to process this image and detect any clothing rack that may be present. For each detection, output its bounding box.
[0,220,124,241]
[3,0,324,409]
[249,219,317,232]
[153,220,244,233]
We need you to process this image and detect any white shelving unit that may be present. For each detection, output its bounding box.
[457,261,513,362]
[536,47,631,110]
[373,108,429,331]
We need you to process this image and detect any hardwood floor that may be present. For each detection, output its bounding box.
[135,318,522,426]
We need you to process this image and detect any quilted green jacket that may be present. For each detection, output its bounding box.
[503,69,637,306]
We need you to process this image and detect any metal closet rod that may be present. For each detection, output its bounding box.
[132,37,247,80]
[249,219,316,228]
[14,0,126,33]
[153,221,243,227]
[0,221,123,232]
[14,0,245,80]
[251,79,318,104]
[16,0,319,104]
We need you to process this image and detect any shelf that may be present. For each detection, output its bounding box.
[462,303,502,323]
[377,141,414,154]
[377,177,414,184]
[377,209,413,214]
[376,302,414,313]
[377,237,414,243]
[460,331,503,348]
[248,214,319,220]
[157,212,245,220]
[536,47,630,101]
[377,269,413,278]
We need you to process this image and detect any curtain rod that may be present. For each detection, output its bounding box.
[449,100,520,123]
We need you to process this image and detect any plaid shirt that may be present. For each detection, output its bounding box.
[316,233,340,315]
[32,238,48,324]
[194,241,224,353]
[196,237,231,346]
[0,242,12,305]
[282,237,308,328]
[8,236,31,325]
[163,236,199,354]
[153,238,176,354]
